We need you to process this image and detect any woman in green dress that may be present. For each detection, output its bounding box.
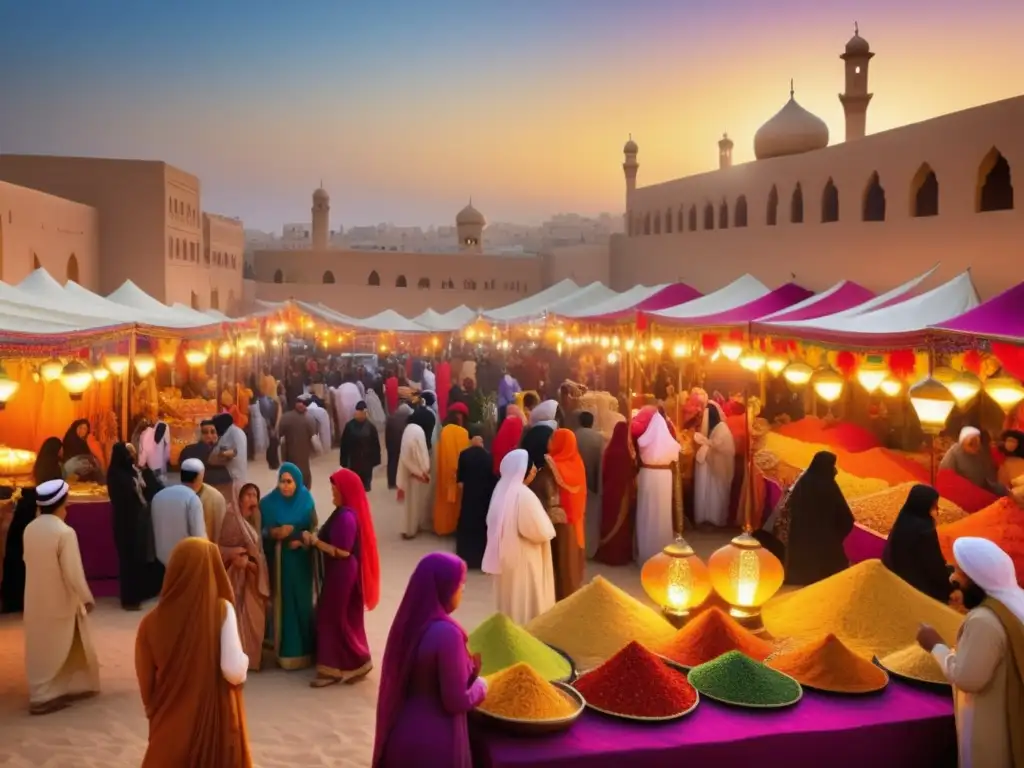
[260,462,317,669]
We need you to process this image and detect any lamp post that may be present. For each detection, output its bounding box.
[909,376,956,485]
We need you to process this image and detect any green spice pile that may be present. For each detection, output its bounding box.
[468,613,573,681]
[688,650,802,707]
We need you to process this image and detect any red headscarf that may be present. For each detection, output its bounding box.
[329,468,381,611]
[492,409,524,475]
[596,421,635,566]
[436,360,451,420]
[547,428,588,548]
[385,376,398,414]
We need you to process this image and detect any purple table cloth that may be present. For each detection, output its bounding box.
[65,499,120,597]
[471,681,955,768]
[844,523,887,564]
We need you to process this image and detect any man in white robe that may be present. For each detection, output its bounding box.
[22,480,100,714]
[301,396,333,453]
[635,411,680,563]
[397,424,433,539]
[918,537,1024,768]
[482,449,556,625]
[335,381,363,435]
[693,402,736,527]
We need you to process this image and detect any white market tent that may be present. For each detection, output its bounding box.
[555,284,670,319]
[541,282,621,319]
[345,308,429,333]
[481,279,581,323]
[649,274,770,319]
[413,306,478,332]
[101,279,229,331]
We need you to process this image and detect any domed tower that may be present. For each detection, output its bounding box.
[312,184,330,250]
[718,132,734,169]
[623,135,639,231]
[753,81,829,160]
[456,199,485,253]
[839,23,874,142]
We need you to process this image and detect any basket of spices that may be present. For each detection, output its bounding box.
[878,643,951,689]
[767,633,888,695]
[469,613,574,682]
[653,606,775,670]
[688,650,802,709]
[572,641,699,722]
[474,662,585,736]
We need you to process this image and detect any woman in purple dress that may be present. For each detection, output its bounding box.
[306,468,381,687]
[372,553,486,768]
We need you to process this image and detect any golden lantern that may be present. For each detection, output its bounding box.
[92,366,110,383]
[599,336,610,349]
[184,348,209,367]
[157,349,177,365]
[708,533,785,623]
[624,338,635,352]
[464,328,476,341]
[0,363,20,409]
[856,356,889,394]
[766,356,787,376]
[59,360,94,400]
[739,350,766,372]
[133,353,156,378]
[720,341,743,361]
[105,354,130,376]
[879,377,902,397]
[218,342,234,357]
[947,371,981,408]
[783,361,813,386]
[672,342,689,359]
[909,377,956,434]
[40,358,64,383]
[984,375,1024,412]
[611,336,621,348]
[932,366,957,384]
[641,536,712,623]
[607,352,619,365]
[812,367,844,403]
[651,337,665,353]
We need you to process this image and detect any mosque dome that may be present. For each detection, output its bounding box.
[623,137,638,154]
[456,200,486,227]
[844,31,870,56]
[753,88,829,160]
[313,187,329,201]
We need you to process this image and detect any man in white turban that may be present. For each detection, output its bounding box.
[940,426,1007,496]
[529,399,559,429]
[917,537,1024,768]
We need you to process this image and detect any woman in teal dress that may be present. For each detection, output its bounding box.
[260,462,317,669]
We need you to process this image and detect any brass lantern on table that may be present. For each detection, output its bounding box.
[641,536,712,626]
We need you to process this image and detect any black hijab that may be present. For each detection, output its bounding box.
[62,419,93,459]
[153,421,168,445]
[213,413,233,437]
[33,437,64,485]
[1,487,34,613]
[706,403,722,436]
[106,442,136,484]
[107,441,146,506]
[521,424,555,470]
[882,484,953,603]
[1001,430,1024,459]
[407,406,437,451]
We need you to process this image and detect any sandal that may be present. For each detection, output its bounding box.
[345,664,373,685]
[309,676,341,689]
[30,698,70,715]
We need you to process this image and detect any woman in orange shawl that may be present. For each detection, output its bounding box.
[539,427,586,598]
[433,405,470,535]
[135,538,252,767]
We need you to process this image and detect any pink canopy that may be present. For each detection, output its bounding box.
[653,283,813,327]
[931,281,1024,343]
[584,282,702,321]
[757,281,873,323]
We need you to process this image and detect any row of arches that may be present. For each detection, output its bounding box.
[629,147,1015,236]
[24,252,79,283]
[271,269,526,294]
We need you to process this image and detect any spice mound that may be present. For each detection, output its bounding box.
[689,650,801,707]
[768,633,888,694]
[526,576,675,670]
[573,641,697,719]
[762,559,963,658]
[479,663,579,720]
[938,497,1024,587]
[851,483,967,536]
[469,613,572,681]
[880,643,948,685]
[654,606,774,668]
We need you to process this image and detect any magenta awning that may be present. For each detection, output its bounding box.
[758,281,874,323]
[931,281,1024,344]
[654,283,813,327]
[586,283,703,321]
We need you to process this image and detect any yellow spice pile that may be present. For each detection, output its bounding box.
[764,433,889,499]
[880,643,948,685]
[526,576,675,670]
[479,662,578,720]
[762,559,963,658]
[850,483,968,537]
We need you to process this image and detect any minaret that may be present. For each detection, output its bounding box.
[623,135,638,231]
[456,199,485,254]
[312,183,330,250]
[718,132,734,169]
[838,23,874,142]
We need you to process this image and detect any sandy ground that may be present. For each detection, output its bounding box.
[0,451,731,767]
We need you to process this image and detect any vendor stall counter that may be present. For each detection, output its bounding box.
[65,493,119,598]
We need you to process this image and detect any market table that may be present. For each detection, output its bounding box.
[65,498,120,598]
[844,522,887,564]
[471,679,956,768]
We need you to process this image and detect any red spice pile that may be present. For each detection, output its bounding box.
[574,641,697,718]
[936,469,1001,513]
[939,497,1024,586]
[654,607,774,668]
[777,417,881,454]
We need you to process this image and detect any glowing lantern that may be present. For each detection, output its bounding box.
[640,536,712,621]
[739,351,766,372]
[465,328,476,341]
[947,371,981,408]
[59,360,93,400]
[134,354,156,378]
[185,348,209,367]
[708,533,785,621]
[672,342,689,359]
[783,361,813,386]
[40,358,64,383]
[379,343,389,353]
[720,341,743,361]
[0,364,20,409]
[624,338,635,352]
[766,356,787,376]
[651,337,665,353]
[932,366,957,384]
[105,354,130,376]
[984,375,1024,412]
[218,342,234,357]
[812,367,844,403]
[607,352,619,365]
[879,378,902,397]
[909,377,956,434]
[599,336,610,349]
[92,366,110,383]
[856,357,889,394]
[157,348,178,365]
[432,337,440,348]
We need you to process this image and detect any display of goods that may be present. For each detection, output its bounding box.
[160,392,217,421]
[765,434,889,498]
[879,643,948,685]
[653,607,774,668]
[777,416,881,454]
[938,497,1024,586]
[762,559,964,658]
[0,446,35,477]
[767,633,888,694]
[936,468,1001,513]
[479,663,578,720]
[68,482,109,500]
[469,613,572,681]
[849,483,968,536]
[526,576,675,670]
[572,641,697,718]
[688,650,801,707]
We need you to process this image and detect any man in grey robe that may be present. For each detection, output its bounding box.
[575,411,605,558]
[940,426,1007,496]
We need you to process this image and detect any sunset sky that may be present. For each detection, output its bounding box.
[1,0,1021,230]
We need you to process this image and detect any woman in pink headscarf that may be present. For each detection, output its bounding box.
[491,404,526,476]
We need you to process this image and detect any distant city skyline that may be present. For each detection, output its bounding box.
[2,0,1022,230]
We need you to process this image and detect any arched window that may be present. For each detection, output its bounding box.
[677,207,685,233]
[734,196,748,227]
[396,275,407,288]
[911,163,939,217]
[790,183,804,223]
[821,178,839,223]
[643,213,651,235]
[653,210,661,235]
[703,202,714,230]
[168,236,173,258]
[32,253,41,269]
[418,277,430,289]
[323,270,335,284]
[688,205,697,232]
[190,291,199,309]
[210,289,220,310]
[718,199,729,229]
[863,172,887,221]
[368,270,380,286]
[66,253,79,283]
[977,147,1014,212]
[664,207,673,234]
[273,269,283,283]
[766,185,778,225]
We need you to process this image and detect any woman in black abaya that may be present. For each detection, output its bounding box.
[882,484,953,603]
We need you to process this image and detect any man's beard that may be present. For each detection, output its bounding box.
[954,581,988,610]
